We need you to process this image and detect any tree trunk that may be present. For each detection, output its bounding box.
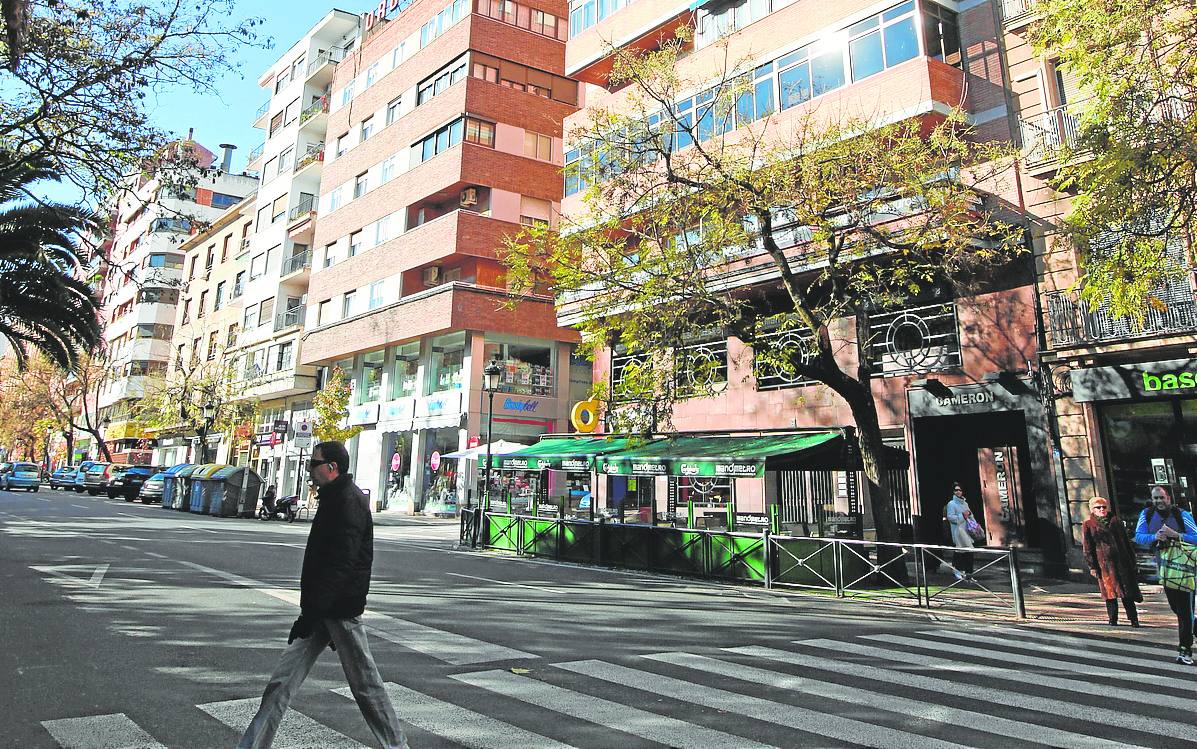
[64,430,74,465]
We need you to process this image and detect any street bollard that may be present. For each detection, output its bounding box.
[1009,546,1027,619]
[762,527,772,589]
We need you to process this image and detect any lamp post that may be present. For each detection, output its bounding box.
[197,397,216,464]
[481,357,503,510]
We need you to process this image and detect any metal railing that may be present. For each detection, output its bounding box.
[287,194,317,222]
[306,50,343,77]
[293,146,324,174]
[467,511,1026,618]
[280,250,311,276]
[299,97,329,125]
[274,307,305,331]
[1000,0,1036,22]
[246,143,265,163]
[254,100,269,120]
[1045,288,1197,346]
[1020,105,1081,165]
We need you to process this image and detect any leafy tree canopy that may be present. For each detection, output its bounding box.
[313,366,363,443]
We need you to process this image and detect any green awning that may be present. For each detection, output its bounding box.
[597,432,841,478]
[489,436,641,471]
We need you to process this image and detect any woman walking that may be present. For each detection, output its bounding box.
[1081,496,1141,626]
[945,484,976,579]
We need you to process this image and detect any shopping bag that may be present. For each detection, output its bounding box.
[964,517,986,542]
[1159,542,1197,592]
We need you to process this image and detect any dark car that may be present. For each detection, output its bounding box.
[109,465,162,501]
[50,466,79,489]
[139,472,168,504]
[73,461,98,493]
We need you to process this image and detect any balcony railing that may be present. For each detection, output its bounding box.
[1000,0,1037,23]
[246,143,265,163]
[293,146,324,173]
[306,50,343,77]
[1045,286,1197,347]
[274,307,306,331]
[281,250,312,276]
[1020,105,1081,166]
[254,100,269,120]
[287,194,317,222]
[299,97,329,125]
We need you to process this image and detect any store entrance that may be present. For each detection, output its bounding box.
[1098,398,1197,517]
[912,411,1039,547]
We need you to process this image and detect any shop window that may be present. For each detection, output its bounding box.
[359,350,386,404]
[391,341,421,398]
[483,340,554,396]
[429,331,466,392]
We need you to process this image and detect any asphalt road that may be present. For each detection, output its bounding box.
[1,486,1192,748]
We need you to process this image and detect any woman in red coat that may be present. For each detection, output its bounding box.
[1082,496,1142,626]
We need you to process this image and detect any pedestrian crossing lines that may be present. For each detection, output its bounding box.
[38,625,1194,748]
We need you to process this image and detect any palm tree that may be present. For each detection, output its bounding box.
[0,149,102,369]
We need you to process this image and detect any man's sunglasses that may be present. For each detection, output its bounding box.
[307,459,333,470]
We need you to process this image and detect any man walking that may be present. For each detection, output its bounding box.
[1134,485,1197,665]
[239,441,408,748]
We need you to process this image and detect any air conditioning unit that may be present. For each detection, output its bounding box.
[422,266,441,286]
[459,187,478,207]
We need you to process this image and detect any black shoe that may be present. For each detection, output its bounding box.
[1129,620,1141,628]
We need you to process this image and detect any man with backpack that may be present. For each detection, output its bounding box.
[1134,485,1197,664]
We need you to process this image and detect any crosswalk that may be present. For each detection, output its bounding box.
[38,625,1193,748]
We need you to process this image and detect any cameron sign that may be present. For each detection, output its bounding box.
[363,0,413,29]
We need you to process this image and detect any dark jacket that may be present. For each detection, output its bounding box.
[1082,515,1142,602]
[300,473,374,619]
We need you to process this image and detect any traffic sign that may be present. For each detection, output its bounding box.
[295,420,312,436]
[294,434,312,450]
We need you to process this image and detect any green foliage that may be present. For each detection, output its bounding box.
[313,366,363,443]
[134,346,257,449]
[1031,0,1197,319]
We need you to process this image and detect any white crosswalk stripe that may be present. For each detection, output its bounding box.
[333,682,576,749]
[557,658,968,749]
[451,668,778,748]
[867,633,1197,695]
[645,651,1139,749]
[996,625,1183,659]
[196,697,365,748]
[40,713,165,749]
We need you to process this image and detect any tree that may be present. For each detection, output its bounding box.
[505,33,1024,543]
[0,356,54,459]
[1031,0,1197,319]
[0,0,265,206]
[0,150,101,369]
[313,366,363,443]
[15,352,112,461]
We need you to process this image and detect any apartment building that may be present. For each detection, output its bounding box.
[96,140,257,464]
[238,9,362,494]
[999,2,1197,553]
[298,0,584,513]
[151,194,257,467]
[559,0,1069,568]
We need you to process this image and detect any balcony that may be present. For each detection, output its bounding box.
[287,194,317,223]
[280,250,312,277]
[298,97,329,130]
[1045,287,1197,348]
[1000,0,1037,28]
[306,50,343,88]
[274,307,306,332]
[246,143,265,169]
[236,237,251,258]
[1020,105,1081,171]
[253,100,270,129]
[293,145,324,175]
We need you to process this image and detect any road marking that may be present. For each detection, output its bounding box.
[333,682,575,749]
[992,625,1181,659]
[144,551,167,559]
[71,504,87,509]
[445,572,563,593]
[30,563,109,589]
[177,559,536,665]
[41,712,166,749]
[452,669,777,749]
[197,697,364,747]
[755,643,1191,743]
[562,658,969,749]
[652,651,1136,749]
[923,627,1189,673]
[868,633,1197,694]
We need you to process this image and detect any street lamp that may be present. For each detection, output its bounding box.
[197,397,216,464]
[481,357,503,510]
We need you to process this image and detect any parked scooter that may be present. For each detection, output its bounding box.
[257,490,298,522]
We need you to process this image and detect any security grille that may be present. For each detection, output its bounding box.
[869,301,961,376]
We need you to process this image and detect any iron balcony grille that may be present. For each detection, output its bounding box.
[281,251,311,276]
[293,147,324,174]
[254,100,269,119]
[306,50,343,77]
[1020,105,1081,166]
[299,97,329,125]
[1046,286,1197,347]
[869,301,962,376]
[753,327,816,390]
[1000,0,1036,23]
[246,143,264,163]
[274,307,305,331]
[288,194,317,221]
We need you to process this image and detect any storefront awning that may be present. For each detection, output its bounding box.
[595,432,843,478]
[490,436,641,471]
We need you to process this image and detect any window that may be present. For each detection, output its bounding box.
[335,133,348,158]
[482,339,554,395]
[318,299,332,325]
[291,55,305,80]
[923,2,962,69]
[323,243,337,268]
[233,271,245,298]
[365,62,380,88]
[478,0,564,39]
[359,350,385,403]
[256,204,271,229]
[523,131,553,161]
[342,290,356,318]
[380,154,398,183]
[250,252,268,279]
[464,118,495,147]
[258,298,275,328]
[275,341,294,371]
[188,255,198,279]
[214,281,226,310]
[360,116,374,141]
[419,0,468,48]
[329,186,344,211]
[340,80,355,106]
[675,339,729,395]
[227,324,238,347]
[207,332,219,360]
[869,299,961,375]
[269,111,284,136]
[390,341,420,398]
[212,192,240,209]
[197,290,208,318]
[569,0,628,38]
[354,172,368,199]
[429,331,466,391]
[519,196,551,227]
[417,57,467,105]
[221,235,232,262]
[146,253,184,269]
[349,231,363,257]
[413,118,468,165]
[277,147,294,174]
[375,214,395,245]
[284,97,301,126]
[138,287,180,305]
[272,196,287,223]
[469,52,578,105]
[368,280,386,309]
[386,96,402,125]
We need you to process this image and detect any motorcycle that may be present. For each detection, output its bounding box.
[258,493,299,522]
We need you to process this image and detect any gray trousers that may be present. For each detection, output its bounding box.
[238,616,408,749]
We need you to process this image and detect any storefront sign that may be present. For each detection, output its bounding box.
[560,458,589,472]
[253,432,277,446]
[1072,358,1197,402]
[908,382,1024,417]
[272,419,289,434]
[603,458,763,478]
[736,513,769,526]
[499,456,553,470]
[348,402,380,426]
[430,451,441,470]
[501,397,540,413]
[417,391,462,418]
[382,399,414,421]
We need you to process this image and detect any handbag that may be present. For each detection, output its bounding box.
[964,516,985,542]
[1159,542,1197,592]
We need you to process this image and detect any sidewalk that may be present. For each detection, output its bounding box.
[371,509,459,527]
[1017,578,1181,644]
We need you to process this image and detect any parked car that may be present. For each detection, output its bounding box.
[2,462,42,492]
[83,463,118,496]
[73,461,98,492]
[139,472,168,504]
[109,465,162,501]
[49,466,79,489]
